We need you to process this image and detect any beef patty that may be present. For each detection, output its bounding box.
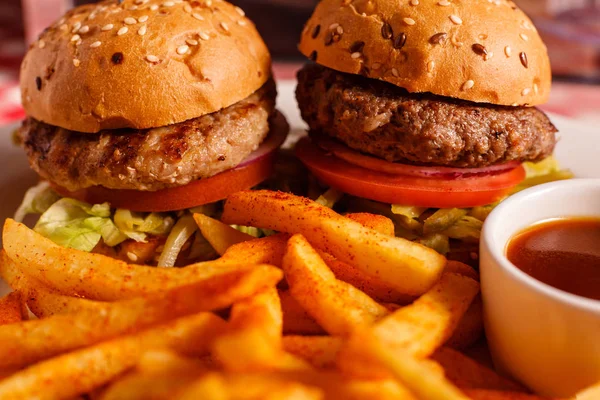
[296,64,557,168]
[20,80,276,192]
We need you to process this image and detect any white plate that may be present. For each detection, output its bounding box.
[0,81,598,294]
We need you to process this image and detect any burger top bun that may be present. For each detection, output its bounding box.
[299,0,551,106]
[21,0,271,133]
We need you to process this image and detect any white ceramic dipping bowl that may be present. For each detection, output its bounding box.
[480,179,600,397]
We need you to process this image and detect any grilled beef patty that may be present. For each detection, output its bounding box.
[20,80,276,192]
[296,64,557,168]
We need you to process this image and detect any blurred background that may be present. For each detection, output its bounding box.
[0,0,598,125]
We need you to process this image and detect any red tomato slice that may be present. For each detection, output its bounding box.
[295,138,526,208]
[53,152,275,212]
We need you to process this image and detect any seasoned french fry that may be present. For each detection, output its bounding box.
[283,336,342,369]
[280,290,325,335]
[98,350,207,400]
[464,390,557,399]
[446,295,484,350]
[338,272,479,377]
[0,265,279,369]
[0,314,224,400]
[193,213,254,255]
[283,234,389,336]
[177,372,324,400]
[445,260,479,281]
[576,381,600,400]
[345,213,395,236]
[222,191,446,295]
[364,335,470,400]
[3,220,277,300]
[432,347,527,392]
[221,233,289,266]
[0,291,25,325]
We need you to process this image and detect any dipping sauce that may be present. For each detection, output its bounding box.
[506,218,600,301]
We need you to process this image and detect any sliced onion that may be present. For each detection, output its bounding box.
[237,112,289,168]
[316,137,521,179]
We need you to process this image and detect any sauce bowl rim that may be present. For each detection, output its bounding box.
[482,178,600,313]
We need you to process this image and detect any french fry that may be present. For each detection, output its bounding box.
[338,272,479,378]
[0,314,224,400]
[445,260,479,281]
[98,350,207,400]
[0,265,279,369]
[363,335,470,400]
[177,372,324,400]
[345,213,395,236]
[212,288,310,372]
[2,219,276,300]
[445,295,484,350]
[221,233,289,266]
[280,290,325,335]
[193,213,254,255]
[464,390,558,399]
[283,336,342,369]
[0,291,25,325]
[282,234,389,336]
[222,191,446,295]
[576,381,600,400]
[432,347,527,392]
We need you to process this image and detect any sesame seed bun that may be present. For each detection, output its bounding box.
[298,0,551,106]
[21,0,271,133]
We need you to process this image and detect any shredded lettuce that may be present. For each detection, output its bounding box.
[34,198,127,251]
[315,188,344,209]
[157,214,198,267]
[417,234,450,255]
[423,208,468,235]
[114,209,174,243]
[14,181,61,223]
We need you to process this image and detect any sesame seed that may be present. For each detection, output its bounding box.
[391,68,399,77]
[138,15,149,22]
[438,0,451,5]
[329,23,340,30]
[235,6,245,16]
[472,43,488,56]
[511,103,518,107]
[102,23,114,31]
[410,0,419,5]
[394,33,407,49]
[519,52,528,68]
[128,5,138,10]
[372,62,381,70]
[124,17,137,25]
[533,83,539,94]
[90,41,101,48]
[336,26,344,35]
[351,52,362,59]
[146,54,159,63]
[504,46,512,57]
[177,45,189,54]
[205,0,212,6]
[127,252,138,262]
[237,19,247,26]
[186,39,199,46]
[72,22,81,33]
[449,15,462,25]
[312,25,321,39]
[462,80,474,90]
[184,4,192,12]
[138,25,147,35]
[38,40,46,49]
[71,34,81,42]
[403,18,416,26]
[163,1,175,6]
[429,32,447,45]
[451,35,463,47]
[520,33,528,41]
[427,60,435,72]
[381,23,393,39]
[192,13,204,20]
[76,39,82,46]
[150,4,158,10]
[522,88,531,96]
[135,0,148,4]
[73,59,81,67]
[117,27,129,35]
[199,32,210,40]
[484,51,494,61]
[60,24,68,31]
[79,25,90,34]
[220,21,229,32]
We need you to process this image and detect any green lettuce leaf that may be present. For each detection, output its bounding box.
[34,198,127,251]
[113,209,174,242]
[14,181,61,222]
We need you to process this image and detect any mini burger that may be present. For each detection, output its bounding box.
[15,0,288,266]
[295,0,571,263]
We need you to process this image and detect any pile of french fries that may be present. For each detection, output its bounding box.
[0,190,596,399]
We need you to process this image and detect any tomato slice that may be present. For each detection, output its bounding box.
[53,152,275,212]
[295,138,526,208]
